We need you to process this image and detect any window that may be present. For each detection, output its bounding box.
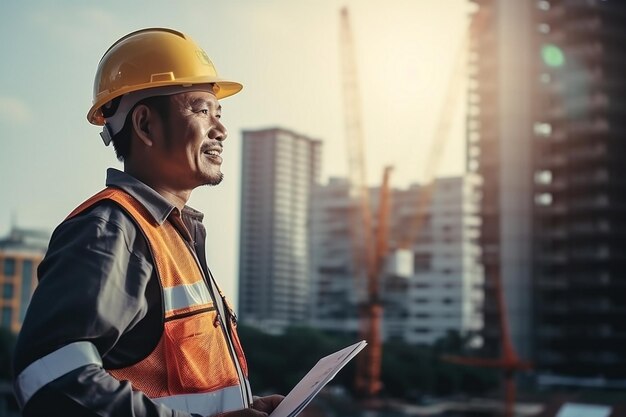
[1,307,12,329]
[535,170,553,184]
[534,122,552,137]
[537,23,550,34]
[3,258,16,277]
[2,284,13,300]
[21,259,33,299]
[535,193,553,206]
[537,1,550,10]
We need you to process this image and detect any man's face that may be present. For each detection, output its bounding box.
[154,90,227,189]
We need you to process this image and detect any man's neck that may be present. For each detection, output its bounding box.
[124,165,191,212]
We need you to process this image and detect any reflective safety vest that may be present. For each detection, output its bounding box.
[14,188,253,415]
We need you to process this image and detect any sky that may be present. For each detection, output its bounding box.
[0,0,471,307]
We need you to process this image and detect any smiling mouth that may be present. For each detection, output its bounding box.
[203,148,223,163]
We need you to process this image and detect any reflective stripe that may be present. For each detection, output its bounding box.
[14,341,102,408]
[163,280,212,313]
[153,383,248,415]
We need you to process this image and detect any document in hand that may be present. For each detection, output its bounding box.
[269,340,367,417]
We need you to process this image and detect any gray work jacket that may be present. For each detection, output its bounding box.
[13,168,223,417]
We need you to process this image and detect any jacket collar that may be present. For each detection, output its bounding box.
[105,168,206,225]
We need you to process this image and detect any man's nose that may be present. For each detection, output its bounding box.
[209,119,228,141]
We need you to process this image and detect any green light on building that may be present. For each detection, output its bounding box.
[541,44,565,68]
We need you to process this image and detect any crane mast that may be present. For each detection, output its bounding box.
[339,6,383,397]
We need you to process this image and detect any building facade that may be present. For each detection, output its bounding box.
[468,0,626,387]
[0,227,48,333]
[393,177,484,345]
[309,176,484,345]
[532,0,626,387]
[309,178,360,335]
[238,127,321,333]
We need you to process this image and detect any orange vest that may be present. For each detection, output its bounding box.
[69,187,252,414]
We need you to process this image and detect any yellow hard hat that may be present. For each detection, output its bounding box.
[87,28,243,126]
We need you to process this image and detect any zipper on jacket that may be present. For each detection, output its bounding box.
[182,239,252,407]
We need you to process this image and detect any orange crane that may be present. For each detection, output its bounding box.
[442,270,532,417]
[339,4,479,398]
[339,6,385,397]
[340,7,527,412]
[354,165,393,398]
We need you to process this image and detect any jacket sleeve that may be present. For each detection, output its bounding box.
[12,203,200,417]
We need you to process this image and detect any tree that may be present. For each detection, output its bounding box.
[238,325,498,399]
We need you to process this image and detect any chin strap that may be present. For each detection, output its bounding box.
[100,123,114,146]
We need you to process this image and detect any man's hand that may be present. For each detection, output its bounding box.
[212,395,284,417]
[251,395,284,415]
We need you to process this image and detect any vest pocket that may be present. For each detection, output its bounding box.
[164,311,239,393]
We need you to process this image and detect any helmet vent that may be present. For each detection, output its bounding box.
[150,72,175,82]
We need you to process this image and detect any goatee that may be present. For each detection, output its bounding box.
[205,172,224,186]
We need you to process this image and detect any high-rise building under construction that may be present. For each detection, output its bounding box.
[468,0,626,388]
[238,127,321,333]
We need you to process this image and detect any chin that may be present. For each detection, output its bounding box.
[202,172,224,186]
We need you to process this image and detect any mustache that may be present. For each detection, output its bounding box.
[200,142,223,153]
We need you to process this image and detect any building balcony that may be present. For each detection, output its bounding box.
[534,203,568,215]
[539,154,567,168]
[568,195,610,211]
[536,252,569,264]
[536,228,568,240]
[536,277,569,289]
[535,179,568,192]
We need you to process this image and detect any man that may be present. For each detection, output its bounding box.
[12,28,283,417]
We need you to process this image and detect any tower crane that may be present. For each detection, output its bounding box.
[339,2,478,397]
[339,6,385,397]
[339,3,477,398]
[339,7,527,412]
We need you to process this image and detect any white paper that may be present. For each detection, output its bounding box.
[269,340,367,417]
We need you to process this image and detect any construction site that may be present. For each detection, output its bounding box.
[1,0,626,416]
[237,1,626,417]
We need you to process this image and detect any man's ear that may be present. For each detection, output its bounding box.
[131,104,154,147]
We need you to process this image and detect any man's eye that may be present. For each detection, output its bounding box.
[199,109,209,115]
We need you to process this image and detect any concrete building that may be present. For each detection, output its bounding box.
[468,0,626,387]
[0,227,48,333]
[238,127,321,333]
[394,177,484,345]
[309,178,360,335]
[309,176,484,345]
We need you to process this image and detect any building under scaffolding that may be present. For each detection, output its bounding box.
[467,0,626,389]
